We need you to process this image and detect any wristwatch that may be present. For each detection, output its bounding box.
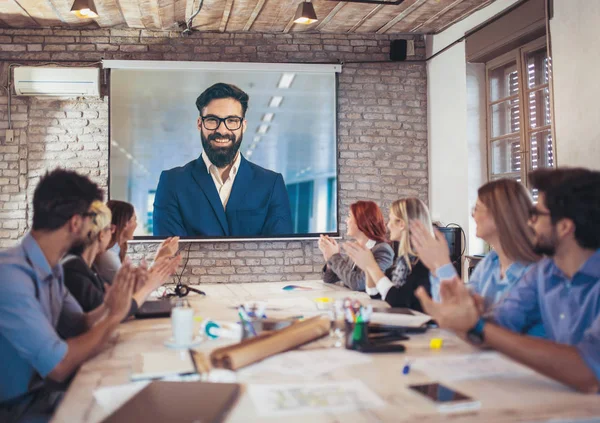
[466,317,486,345]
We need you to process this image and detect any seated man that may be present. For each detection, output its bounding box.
[0,169,137,422]
[416,167,600,393]
[153,82,294,237]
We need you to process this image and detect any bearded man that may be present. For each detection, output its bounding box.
[153,83,293,237]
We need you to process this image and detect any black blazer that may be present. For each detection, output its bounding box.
[62,255,138,316]
[370,257,431,312]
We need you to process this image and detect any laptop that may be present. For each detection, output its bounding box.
[135,300,173,319]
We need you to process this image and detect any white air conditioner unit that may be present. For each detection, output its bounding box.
[13,67,100,97]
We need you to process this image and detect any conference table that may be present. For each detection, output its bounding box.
[52,280,600,423]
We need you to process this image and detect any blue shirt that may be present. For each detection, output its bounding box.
[495,251,600,382]
[0,233,85,402]
[433,251,533,307]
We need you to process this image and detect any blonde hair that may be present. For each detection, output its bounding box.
[390,198,433,271]
[477,179,539,263]
[88,200,112,241]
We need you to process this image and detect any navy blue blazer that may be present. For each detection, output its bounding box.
[153,155,294,237]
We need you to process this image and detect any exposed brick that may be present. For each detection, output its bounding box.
[0,30,427,283]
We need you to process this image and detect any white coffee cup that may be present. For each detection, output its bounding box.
[171,301,194,346]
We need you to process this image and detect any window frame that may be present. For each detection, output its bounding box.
[485,36,556,186]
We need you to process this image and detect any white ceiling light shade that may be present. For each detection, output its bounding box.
[293,1,318,25]
[269,96,283,108]
[257,125,269,135]
[278,73,296,89]
[262,113,274,122]
[70,0,98,18]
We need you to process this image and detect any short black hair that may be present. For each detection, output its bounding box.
[195,83,249,117]
[530,167,600,250]
[32,168,104,231]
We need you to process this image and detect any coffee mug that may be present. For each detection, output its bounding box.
[171,299,194,346]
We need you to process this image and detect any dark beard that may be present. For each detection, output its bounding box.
[201,130,243,168]
[532,230,557,256]
[69,231,94,256]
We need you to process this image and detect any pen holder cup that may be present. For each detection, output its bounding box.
[344,320,369,350]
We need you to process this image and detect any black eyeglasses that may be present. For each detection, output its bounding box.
[529,207,551,222]
[200,115,243,131]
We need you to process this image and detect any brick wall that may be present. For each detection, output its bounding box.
[0,28,427,284]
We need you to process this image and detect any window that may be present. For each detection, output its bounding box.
[486,37,554,187]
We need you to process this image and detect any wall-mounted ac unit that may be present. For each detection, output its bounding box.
[13,67,100,97]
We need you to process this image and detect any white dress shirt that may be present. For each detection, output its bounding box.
[201,152,241,210]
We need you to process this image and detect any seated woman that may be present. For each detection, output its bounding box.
[344,198,434,310]
[319,201,394,291]
[411,179,542,330]
[63,200,181,315]
[94,200,178,283]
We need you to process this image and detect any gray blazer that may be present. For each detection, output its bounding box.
[321,242,395,291]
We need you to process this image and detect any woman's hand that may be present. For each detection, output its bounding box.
[410,220,452,272]
[318,235,340,261]
[343,241,377,271]
[154,237,180,262]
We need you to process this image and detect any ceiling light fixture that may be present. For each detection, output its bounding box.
[278,73,296,89]
[257,125,269,135]
[262,113,274,122]
[269,96,283,108]
[70,0,99,18]
[293,1,318,24]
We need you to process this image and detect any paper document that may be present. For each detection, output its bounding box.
[370,309,431,327]
[248,380,385,417]
[412,352,535,381]
[239,348,372,379]
[131,350,196,381]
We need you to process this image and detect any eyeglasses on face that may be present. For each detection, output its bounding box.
[528,206,551,222]
[200,115,243,131]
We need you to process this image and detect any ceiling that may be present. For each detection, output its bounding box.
[1,0,495,34]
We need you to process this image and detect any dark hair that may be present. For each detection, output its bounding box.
[32,168,103,231]
[106,200,134,260]
[350,201,388,243]
[195,83,249,117]
[530,167,600,250]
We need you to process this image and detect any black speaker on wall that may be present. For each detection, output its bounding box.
[390,39,407,62]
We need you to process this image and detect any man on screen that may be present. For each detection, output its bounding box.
[153,83,293,237]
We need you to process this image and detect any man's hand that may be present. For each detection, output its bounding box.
[318,235,340,261]
[415,276,480,333]
[410,220,452,272]
[103,260,136,324]
[154,236,180,262]
[343,241,377,271]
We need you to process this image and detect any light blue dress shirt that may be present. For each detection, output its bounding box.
[0,233,85,402]
[495,250,600,383]
[433,252,545,336]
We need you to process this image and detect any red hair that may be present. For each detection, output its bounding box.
[350,201,388,243]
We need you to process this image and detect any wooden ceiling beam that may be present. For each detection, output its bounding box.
[410,0,468,32]
[14,0,65,27]
[434,0,493,33]
[219,0,234,32]
[116,0,145,28]
[1,0,40,27]
[243,0,266,31]
[376,0,428,34]
[347,4,383,33]
[138,0,162,29]
[314,1,346,31]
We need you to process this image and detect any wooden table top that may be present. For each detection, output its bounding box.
[51,280,600,423]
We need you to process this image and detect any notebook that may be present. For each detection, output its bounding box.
[131,350,197,381]
[370,308,431,328]
[102,381,240,423]
[135,299,173,319]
